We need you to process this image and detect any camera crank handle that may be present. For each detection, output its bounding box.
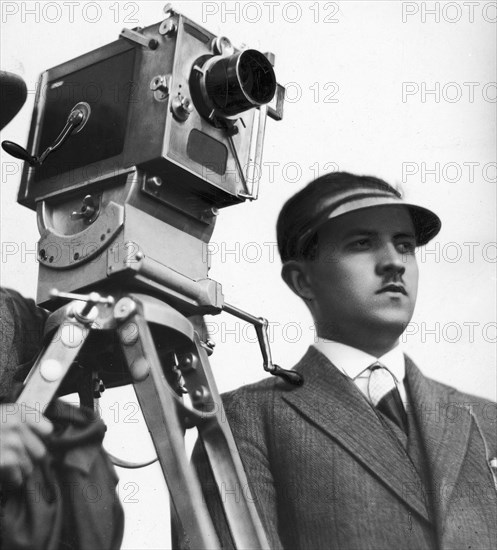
[223,302,304,386]
[253,317,304,386]
[1,140,37,164]
[1,101,91,167]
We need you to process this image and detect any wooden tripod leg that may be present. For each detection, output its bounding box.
[190,334,271,550]
[17,305,93,410]
[115,300,221,550]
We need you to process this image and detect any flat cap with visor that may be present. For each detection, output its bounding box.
[277,176,442,262]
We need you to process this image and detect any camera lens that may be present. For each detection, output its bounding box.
[236,50,275,104]
[193,49,276,121]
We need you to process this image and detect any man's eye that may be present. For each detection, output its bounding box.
[397,242,416,254]
[349,239,370,250]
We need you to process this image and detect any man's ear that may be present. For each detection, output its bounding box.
[281,260,315,301]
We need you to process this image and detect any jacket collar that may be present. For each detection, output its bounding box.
[312,340,405,384]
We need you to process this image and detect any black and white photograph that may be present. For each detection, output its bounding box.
[1,1,496,549]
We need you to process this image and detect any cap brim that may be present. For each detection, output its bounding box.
[298,193,441,252]
[330,197,441,246]
[403,203,441,246]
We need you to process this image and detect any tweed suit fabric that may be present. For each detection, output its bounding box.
[193,347,497,550]
[0,288,47,399]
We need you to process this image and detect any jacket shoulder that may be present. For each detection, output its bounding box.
[420,375,496,446]
[220,346,316,414]
[406,354,495,409]
[428,377,495,409]
[219,374,299,438]
[221,376,282,417]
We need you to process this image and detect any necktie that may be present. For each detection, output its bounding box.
[368,363,408,433]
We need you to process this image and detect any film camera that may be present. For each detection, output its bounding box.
[2,6,293,547]
[5,4,284,310]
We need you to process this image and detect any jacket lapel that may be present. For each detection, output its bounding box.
[405,358,472,537]
[281,347,430,522]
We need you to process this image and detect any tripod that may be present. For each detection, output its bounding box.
[11,148,306,545]
[18,288,282,548]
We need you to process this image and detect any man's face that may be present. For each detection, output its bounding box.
[303,205,419,344]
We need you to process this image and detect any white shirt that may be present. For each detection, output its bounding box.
[312,339,408,406]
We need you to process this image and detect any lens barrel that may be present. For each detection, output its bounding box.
[194,49,276,120]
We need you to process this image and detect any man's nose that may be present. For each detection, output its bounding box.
[375,243,406,276]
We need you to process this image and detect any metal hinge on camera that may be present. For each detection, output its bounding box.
[259,51,285,122]
[119,27,159,50]
[267,83,285,121]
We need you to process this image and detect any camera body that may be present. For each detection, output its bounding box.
[16,7,284,309]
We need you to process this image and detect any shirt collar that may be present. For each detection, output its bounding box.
[313,339,405,383]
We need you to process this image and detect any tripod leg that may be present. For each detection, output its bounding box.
[114,300,221,550]
[188,334,271,549]
[17,307,93,410]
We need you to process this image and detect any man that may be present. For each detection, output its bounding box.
[0,287,51,486]
[0,73,52,488]
[0,288,124,549]
[194,172,497,549]
[0,71,124,547]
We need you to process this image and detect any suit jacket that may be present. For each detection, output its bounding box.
[0,287,47,399]
[194,346,497,550]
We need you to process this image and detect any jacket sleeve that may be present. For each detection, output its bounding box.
[191,387,284,549]
[1,399,124,550]
[0,287,48,399]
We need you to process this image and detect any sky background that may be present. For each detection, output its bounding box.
[1,1,496,548]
